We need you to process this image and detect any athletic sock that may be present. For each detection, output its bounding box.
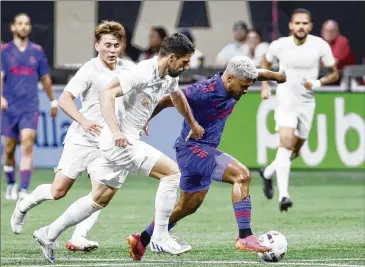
[20,170,32,190]
[233,197,252,239]
[19,184,54,213]
[275,147,292,201]
[4,166,16,185]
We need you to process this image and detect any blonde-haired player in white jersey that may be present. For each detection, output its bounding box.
[31,33,205,264]
[11,21,135,252]
[259,8,339,211]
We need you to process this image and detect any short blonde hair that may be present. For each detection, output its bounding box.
[95,20,125,42]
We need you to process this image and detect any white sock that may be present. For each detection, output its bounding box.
[152,173,180,240]
[19,184,54,213]
[47,194,103,242]
[71,210,101,239]
[275,147,292,201]
[263,160,276,179]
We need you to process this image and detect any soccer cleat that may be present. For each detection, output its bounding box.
[150,236,191,255]
[11,197,27,234]
[235,235,271,253]
[127,233,147,261]
[259,168,274,200]
[33,227,59,264]
[5,184,18,200]
[279,197,293,212]
[66,237,99,252]
[18,189,29,199]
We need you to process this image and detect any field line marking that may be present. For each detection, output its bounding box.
[2,257,365,267]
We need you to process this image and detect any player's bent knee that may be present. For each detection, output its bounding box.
[91,184,117,207]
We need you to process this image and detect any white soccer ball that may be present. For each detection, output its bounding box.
[257,230,288,262]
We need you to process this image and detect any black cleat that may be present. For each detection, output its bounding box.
[259,167,274,199]
[279,197,293,212]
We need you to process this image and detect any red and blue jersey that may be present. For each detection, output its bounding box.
[175,73,236,148]
[1,40,49,115]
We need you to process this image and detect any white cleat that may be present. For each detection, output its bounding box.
[33,227,59,264]
[5,184,18,200]
[66,237,99,252]
[150,236,192,255]
[18,189,29,199]
[11,197,27,234]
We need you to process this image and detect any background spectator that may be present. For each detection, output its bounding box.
[242,29,269,67]
[138,26,168,62]
[321,20,355,70]
[180,29,204,69]
[124,27,142,62]
[215,21,248,67]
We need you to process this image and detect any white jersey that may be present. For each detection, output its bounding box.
[115,56,179,140]
[266,35,335,105]
[63,57,135,146]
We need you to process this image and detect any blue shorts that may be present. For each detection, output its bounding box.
[1,111,39,138]
[176,144,234,192]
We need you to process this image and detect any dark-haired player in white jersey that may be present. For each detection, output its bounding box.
[259,8,339,211]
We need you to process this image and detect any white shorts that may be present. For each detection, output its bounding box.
[55,141,100,179]
[95,129,162,189]
[274,104,315,139]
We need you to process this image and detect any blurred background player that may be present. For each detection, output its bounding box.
[127,56,286,261]
[1,13,57,200]
[11,21,135,252]
[259,8,339,211]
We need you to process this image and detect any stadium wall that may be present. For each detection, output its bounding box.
[1,88,363,170]
[2,1,365,67]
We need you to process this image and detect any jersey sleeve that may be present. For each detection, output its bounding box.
[37,49,49,77]
[64,63,92,98]
[265,40,280,63]
[167,77,179,93]
[182,83,201,105]
[117,65,149,95]
[320,40,336,67]
[1,50,8,75]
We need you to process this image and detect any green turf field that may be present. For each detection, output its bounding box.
[1,169,364,267]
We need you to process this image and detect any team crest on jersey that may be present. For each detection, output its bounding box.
[29,56,37,65]
[142,96,150,106]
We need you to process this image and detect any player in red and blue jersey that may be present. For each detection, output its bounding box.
[1,13,58,200]
[127,56,286,260]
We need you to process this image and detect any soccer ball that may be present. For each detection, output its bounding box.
[257,230,288,262]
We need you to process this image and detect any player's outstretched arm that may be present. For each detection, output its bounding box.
[41,74,58,119]
[260,57,274,99]
[169,90,204,140]
[99,77,123,134]
[257,69,287,83]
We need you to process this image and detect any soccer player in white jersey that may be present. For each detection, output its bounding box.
[259,8,339,211]
[11,21,135,251]
[32,33,205,263]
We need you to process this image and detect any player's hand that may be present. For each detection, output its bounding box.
[261,84,272,100]
[139,123,149,136]
[185,123,205,141]
[1,96,8,110]
[112,131,132,147]
[304,79,321,91]
[277,71,287,84]
[80,118,102,136]
[50,107,58,119]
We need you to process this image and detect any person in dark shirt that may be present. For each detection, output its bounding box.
[1,13,57,199]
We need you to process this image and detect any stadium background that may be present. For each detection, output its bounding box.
[1,2,364,267]
[1,0,364,170]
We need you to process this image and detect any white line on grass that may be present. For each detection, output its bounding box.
[2,258,365,267]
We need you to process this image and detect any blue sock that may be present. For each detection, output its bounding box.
[233,197,252,238]
[20,170,32,190]
[4,166,16,185]
[145,221,176,236]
